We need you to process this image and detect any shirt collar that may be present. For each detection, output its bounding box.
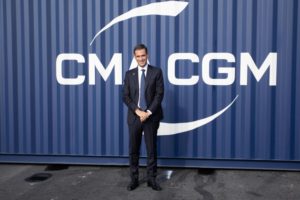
[138,64,148,72]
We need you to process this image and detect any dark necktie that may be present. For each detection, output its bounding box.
[139,69,147,110]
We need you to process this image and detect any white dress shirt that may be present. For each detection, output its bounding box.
[138,64,148,107]
[137,65,152,115]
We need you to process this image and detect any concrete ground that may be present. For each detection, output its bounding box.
[0,164,299,200]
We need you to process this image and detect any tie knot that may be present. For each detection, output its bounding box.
[141,69,146,77]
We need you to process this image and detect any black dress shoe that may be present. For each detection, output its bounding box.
[127,180,139,191]
[147,180,162,191]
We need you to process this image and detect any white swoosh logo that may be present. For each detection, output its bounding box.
[90,1,188,45]
[158,95,239,136]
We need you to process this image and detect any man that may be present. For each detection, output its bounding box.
[123,44,164,191]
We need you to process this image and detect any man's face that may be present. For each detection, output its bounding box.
[134,49,148,67]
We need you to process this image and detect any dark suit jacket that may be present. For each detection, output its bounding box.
[123,65,164,124]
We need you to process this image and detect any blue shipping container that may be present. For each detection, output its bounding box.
[0,0,300,170]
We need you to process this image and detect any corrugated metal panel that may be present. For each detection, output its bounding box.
[0,0,299,169]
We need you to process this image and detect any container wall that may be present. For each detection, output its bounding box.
[0,0,299,169]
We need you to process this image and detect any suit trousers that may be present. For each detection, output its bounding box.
[128,118,159,181]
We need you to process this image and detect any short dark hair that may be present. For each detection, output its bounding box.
[133,44,148,54]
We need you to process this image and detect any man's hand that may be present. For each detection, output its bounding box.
[135,109,151,122]
[140,112,151,122]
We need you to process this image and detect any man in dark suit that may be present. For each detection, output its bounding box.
[123,44,164,191]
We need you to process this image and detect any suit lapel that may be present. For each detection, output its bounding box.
[131,68,139,93]
[145,65,153,91]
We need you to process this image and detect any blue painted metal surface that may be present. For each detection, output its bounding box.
[0,0,299,169]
